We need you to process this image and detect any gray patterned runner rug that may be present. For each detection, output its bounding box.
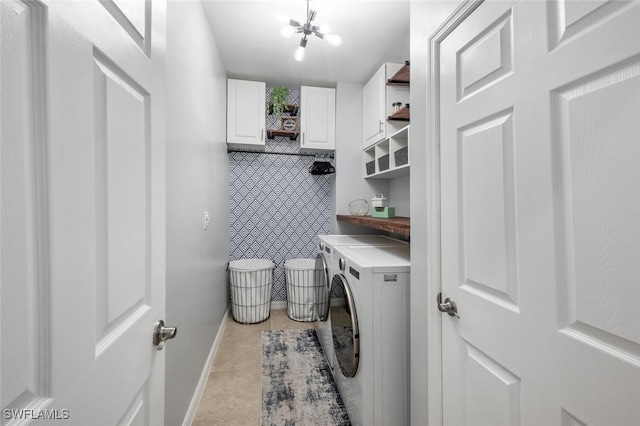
[261,329,351,426]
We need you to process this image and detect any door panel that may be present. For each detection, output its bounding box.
[440,1,640,425]
[552,59,640,349]
[548,0,632,50]
[1,0,166,423]
[462,342,521,426]
[100,0,150,54]
[456,9,512,101]
[458,109,518,311]
[93,52,150,349]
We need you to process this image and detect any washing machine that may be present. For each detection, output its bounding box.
[313,235,408,370]
[329,244,410,426]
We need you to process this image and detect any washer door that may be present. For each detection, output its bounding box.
[330,274,359,378]
[314,253,330,321]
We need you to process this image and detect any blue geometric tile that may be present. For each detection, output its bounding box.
[229,87,332,302]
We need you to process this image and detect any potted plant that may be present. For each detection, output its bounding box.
[269,85,289,118]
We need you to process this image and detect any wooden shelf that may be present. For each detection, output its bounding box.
[268,103,299,116]
[387,60,410,86]
[267,129,298,140]
[388,106,410,121]
[337,215,410,237]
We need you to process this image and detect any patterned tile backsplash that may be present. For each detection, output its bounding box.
[229,88,333,302]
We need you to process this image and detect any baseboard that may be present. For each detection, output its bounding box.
[182,306,230,426]
[270,300,288,310]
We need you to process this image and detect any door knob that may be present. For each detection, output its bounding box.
[437,293,460,319]
[153,319,177,350]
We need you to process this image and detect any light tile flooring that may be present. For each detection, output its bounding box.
[192,308,314,426]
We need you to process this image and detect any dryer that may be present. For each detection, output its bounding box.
[329,245,410,426]
[313,235,408,370]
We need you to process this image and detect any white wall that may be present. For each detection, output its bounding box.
[409,1,462,425]
[165,1,229,424]
[389,175,410,217]
[333,81,389,234]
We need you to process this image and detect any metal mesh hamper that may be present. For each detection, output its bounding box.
[284,258,326,322]
[229,259,274,324]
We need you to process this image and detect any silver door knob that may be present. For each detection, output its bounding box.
[153,319,177,350]
[437,293,460,319]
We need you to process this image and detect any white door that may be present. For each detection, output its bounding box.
[300,86,335,151]
[1,1,167,424]
[439,1,640,424]
[226,79,266,148]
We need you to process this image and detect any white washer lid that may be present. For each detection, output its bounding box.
[229,259,274,271]
[335,245,410,272]
[284,258,317,270]
[317,234,408,246]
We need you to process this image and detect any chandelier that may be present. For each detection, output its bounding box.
[281,0,342,61]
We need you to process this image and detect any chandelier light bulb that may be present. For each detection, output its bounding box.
[294,45,305,61]
[324,33,342,47]
[281,25,296,38]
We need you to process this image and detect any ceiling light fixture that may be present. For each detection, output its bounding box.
[281,0,342,62]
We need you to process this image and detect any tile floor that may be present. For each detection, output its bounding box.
[192,308,314,426]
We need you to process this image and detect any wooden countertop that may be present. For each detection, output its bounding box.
[336,215,410,237]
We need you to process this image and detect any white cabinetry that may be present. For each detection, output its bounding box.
[365,125,410,179]
[300,85,336,152]
[226,79,266,149]
[362,63,409,149]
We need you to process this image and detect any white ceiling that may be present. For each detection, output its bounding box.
[201,0,410,88]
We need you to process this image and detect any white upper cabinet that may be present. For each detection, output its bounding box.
[227,79,266,149]
[300,86,336,152]
[362,63,409,149]
[363,65,386,149]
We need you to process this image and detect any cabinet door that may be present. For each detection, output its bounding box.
[227,79,265,147]
[300,86,336,151]
[363,65,386,149]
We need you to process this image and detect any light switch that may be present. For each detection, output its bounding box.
[204,212,210,230]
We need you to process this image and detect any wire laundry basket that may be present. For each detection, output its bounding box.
[229,259,274,324]
[285,258,326,322]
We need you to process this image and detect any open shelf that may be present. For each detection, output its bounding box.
[365,125,410,179]
[388,106,410,121]
[267,103,300,116]
[337,215,410,237]
[366,163,409,179]
[386,60,410,86]
[266,129,298,140]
